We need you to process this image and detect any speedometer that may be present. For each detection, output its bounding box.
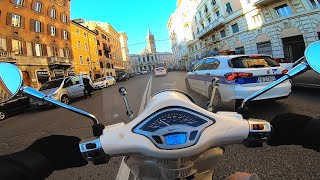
[133,107,215,150]
[140,110,208,132]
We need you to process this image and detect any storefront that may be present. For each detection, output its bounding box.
[53,69,65,79]
[36,70,50,87]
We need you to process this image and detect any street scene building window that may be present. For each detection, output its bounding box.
[208,17,211,22]
[12,39,22,55]
[63,30,68,40]
[211,35,216,41]
[220,30,226,38]
[211,0,216,6]
[308,0,320,9]
[84,32,87,38]
[231,23,239,33]
[35,20,41,32]
[77,40,81,49]
[274,4,292,17]
[35,43,43,56]
[65,48,70,58]
[61,14,67,24]
[49,25,56,36]
[226,3,233,14]
[80,56,83,64]
[216,11,220,17]
[253,14,262,25]
[50,8,56,19]
[34,2,42,13]
[85,43,88,51]
[11,14,21,27]
[14,0,24,6]
[76,29,79,34]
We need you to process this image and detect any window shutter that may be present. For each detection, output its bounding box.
[63,48,66,58]
[61,29,64,39]
[60,13,63,22]
[6,13,12,26]
[40,22,44,33]
[22,41,27,55]
[48,7,51,17]
[31,0,36,10]
[55,27,59,37]
[31,43,36,56]
[30,19,35,31]
[7,38,12,52]
[47,24,51,35]
[42,44,47,56]
[21,16,25,28]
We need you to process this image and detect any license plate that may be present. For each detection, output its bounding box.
[258,76,276,82]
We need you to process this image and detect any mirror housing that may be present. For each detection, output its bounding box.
[305,41,320,74]
[0,63,23,103]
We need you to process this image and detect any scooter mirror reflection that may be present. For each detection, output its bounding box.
[305,41,320,74]
[0,63,23,103]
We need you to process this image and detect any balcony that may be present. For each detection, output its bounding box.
[0,51,17,63]
[197,17,225,39]
[254,0,275,7]
[48,56,71,66]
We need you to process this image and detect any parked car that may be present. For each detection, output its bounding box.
[93,76,116,90]
[154,67,167,77]
[140,70,148,75]
[0,94,30,121]
[115,72,130,82]
[185,55,292,108]
[129,73,134,78]
[36,74,92,105]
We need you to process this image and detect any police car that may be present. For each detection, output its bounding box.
[185,55,292,106]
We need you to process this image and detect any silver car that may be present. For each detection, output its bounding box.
[38,75,92,104]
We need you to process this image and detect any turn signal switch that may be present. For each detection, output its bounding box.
[243,119,271,148]
[79,139,111,165]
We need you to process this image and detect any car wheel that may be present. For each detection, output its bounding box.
[185,79,191,90]
[106,83,109,88]
[61,95,70,105]
[0,110,6,121]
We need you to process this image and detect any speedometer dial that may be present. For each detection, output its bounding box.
[140,110,208,132]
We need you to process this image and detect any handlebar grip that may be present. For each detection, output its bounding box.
[79,139,111,165]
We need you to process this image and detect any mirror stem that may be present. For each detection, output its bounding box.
[240,62,309,108]
[21,86,104,136]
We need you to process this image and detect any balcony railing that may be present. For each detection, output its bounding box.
[254,0,275,6]
[48,56,71,65]
[196,16,225,39]
[0,51,17,62]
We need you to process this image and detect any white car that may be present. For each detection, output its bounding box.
[185,54,292,107]
[154,67,167,77]
[92,76,116,90]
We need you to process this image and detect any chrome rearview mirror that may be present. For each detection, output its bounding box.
[238,41,320,117]
[0,63,23,103]
[305,41,320,74]
[0,62,104,137]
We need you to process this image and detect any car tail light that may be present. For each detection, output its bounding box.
[224,72,253,81]
[282,69,288,74]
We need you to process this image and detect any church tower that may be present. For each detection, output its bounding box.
[146,28,156,53]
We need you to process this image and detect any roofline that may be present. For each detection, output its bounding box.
[71,20,97,35]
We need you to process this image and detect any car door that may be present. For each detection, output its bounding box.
[200,58,221,97]
[66,76,83,99]
[188,60,205,92]
[193,59,208,95]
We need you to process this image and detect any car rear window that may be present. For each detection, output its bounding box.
[229,56,280,68]
[39,79,64,91]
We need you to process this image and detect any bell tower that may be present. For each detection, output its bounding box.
[146,28,156,53]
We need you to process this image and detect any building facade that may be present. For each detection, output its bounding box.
[0,77,12,102]
[169,0,320,69]
[0,0,73,88]
[130,29,174,73]
[119,32,132,73]
[167,0,202,69]
[70,21,100,79]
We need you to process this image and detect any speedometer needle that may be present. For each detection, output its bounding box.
[160,120,170,126]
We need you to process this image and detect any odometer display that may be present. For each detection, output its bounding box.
[165,133,187,145]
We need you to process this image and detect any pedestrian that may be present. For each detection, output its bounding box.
[83,78,93,98]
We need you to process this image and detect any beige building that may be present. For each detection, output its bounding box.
[119,32,132,73]
[171,0,320,68]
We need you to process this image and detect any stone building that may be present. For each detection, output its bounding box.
[119,32,132,73]
[0,0,73,88]
[169,0,320,68]
[130,29,174,73]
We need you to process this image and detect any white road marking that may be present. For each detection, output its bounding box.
[161,82,176,86]
[116,75,153,180]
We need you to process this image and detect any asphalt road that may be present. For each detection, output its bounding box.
[0,71,320,179]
